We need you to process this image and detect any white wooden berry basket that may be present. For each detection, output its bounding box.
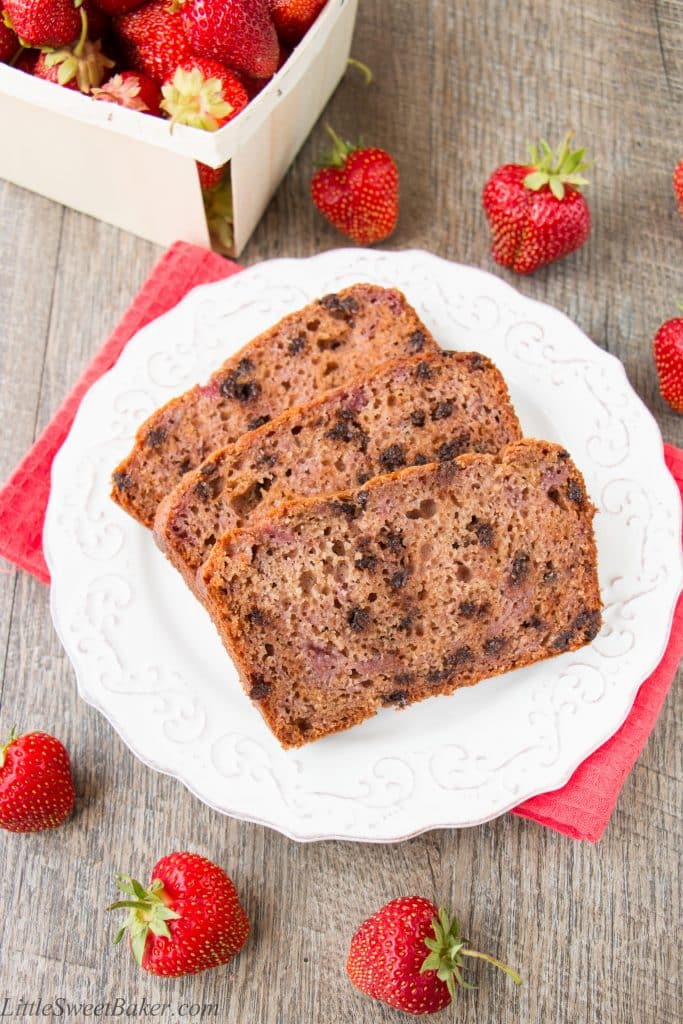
[0,0,358,254]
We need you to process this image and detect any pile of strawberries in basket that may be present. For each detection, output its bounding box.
[0,0,328,189]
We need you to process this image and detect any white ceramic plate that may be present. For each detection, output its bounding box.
[45,249,682,842]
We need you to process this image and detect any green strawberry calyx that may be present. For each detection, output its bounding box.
[523,131,591,200]
[161,68,234,132]
[317,124,362,169]
[107,874,181,966]
[42,9,115,92]
[0,727,18,770]
[420,908,522,1000]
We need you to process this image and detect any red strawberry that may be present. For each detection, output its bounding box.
[311,124,399,245]
[34,22,114,92]
[179,0,279,79]
[653,313,683,413]
[82,0,108,38]
[674,159,683,219]
[268,0,327,45]
[347,897,521,1016]
[3,0,82,47]
[92,70,162,114]
[0,729,75,832]
[13,45,38,72]
[197,162,225,190]
[113,0,193,84]
[160,56,248,129]
[482,132,591,274]
[108,851,249,976]
[0,12,18,61]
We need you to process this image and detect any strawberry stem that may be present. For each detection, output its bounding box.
[318,124,357,169]
[346,58,373,85]
[106,873,180,966]
[0,726,17,769]
[420,908,521,1001]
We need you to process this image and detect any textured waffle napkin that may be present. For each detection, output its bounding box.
[0,240,680,842]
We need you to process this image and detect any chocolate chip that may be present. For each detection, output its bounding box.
[415,361,432,380]
[410,409,426,427]
[249,677,271,700]
[194,481,210,501]
[431,400,454,421]
[543,564,558,583]
[248,415,271,431]
[468,353,487,371]
[397,614,412,631]
[567,480,583,505]
[557,449,570,461]
[408,330,426,352]
[320,293,358,320]
[484,635,507,655]
[288,335,306,355]
[382,530,405,551]
[522,615,545,629]
[572,609,601,641]
[347,606,370,632]
[178,458,192,476]
[475,522,494,546]
[112,471,131,492]
[256,452,277,467]
[379,444,406,472]
[389,569,409,590]
[436,441,459,462]
[356,490,369,509]
[330,499,359,519]
[509,552,530,586]
[356,471,371,485]
[394,671,414,686]
[220,372,261,402]
[246,607,267,626]
[459,601,477,618]
[355,553,377,571]
[325,414,369,451]
[146,428,166,449]
[552,630,573,652]
[427,668,447,685]
[236,358,254,375]
[444,646,474,668]
[382,690,409,706]
[412,454,429,466]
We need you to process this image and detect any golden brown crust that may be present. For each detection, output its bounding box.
[199,439,602,749]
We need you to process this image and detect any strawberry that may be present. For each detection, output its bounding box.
[160,56,247,128]
[267,0,327,45]
[82,0,108,38]
[0,728,75,832]
[179,0,279,79]
[482,132,591,274]
[197,162,225,190]
[92,70,162,114]
[3,0,82,47]
[0,12,18,61]
[347,897,521,1015]
[653,312,683,413]
[311,124,399,245]
[114,0,193,84]
[674,159,683,219]
[34,19,114,92]
[108,851,249,976]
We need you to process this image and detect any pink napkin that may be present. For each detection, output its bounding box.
[0,240,679,842]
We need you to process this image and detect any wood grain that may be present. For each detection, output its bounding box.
[0,2,681,1022]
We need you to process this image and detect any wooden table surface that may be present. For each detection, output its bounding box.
[1,2,681,1021]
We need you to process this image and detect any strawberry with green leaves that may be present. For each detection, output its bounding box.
[0,7,18,61]
[33,4,114,92]
[0,728,75,833]
[482,132,591,273]
[268,0,327,45]
[108,852,249,976]
[347,897,521,1016]
[179,0,279,79]
[674,159,683,219]
[93,71,162,115]
[3,0,82,47]
[311,124,399,245]
[653,309,683,413]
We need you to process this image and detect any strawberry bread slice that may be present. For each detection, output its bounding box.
[111,284,439,528]
[199,439,601,749]
[154,351,522,588]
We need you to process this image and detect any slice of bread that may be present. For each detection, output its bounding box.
[154,351,522,588]
[199,439,601,749]
[111,284,439,528]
